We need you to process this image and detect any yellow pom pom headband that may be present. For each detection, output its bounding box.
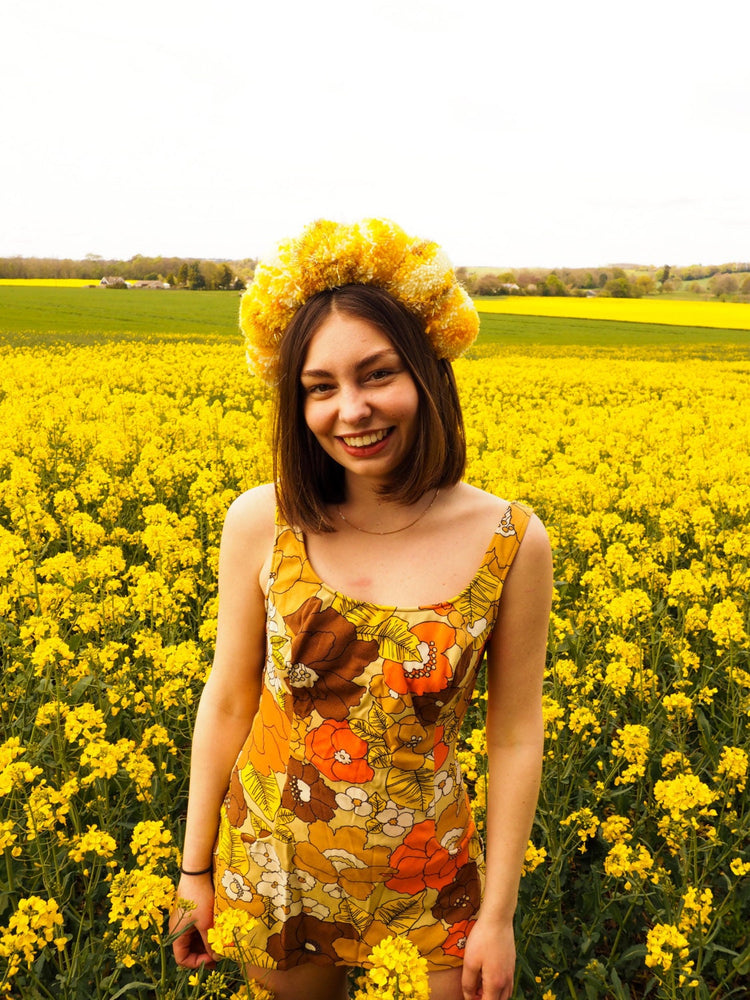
[240,218,479,380]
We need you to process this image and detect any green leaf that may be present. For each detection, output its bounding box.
[109,983,157,999]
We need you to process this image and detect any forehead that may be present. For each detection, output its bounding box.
[302,311,399,372]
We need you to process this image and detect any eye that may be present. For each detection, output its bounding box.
[304,382,334,396]
[367,368,394,383]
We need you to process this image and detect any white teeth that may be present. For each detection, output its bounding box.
[342,428,389,447]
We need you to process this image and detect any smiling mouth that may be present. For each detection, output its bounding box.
[339,428,392,447]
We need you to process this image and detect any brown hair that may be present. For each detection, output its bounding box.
[273,284,466,532]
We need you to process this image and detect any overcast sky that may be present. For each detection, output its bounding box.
[2,0,749,268]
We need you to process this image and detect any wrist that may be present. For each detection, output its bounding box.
[180,863,213,876]
[476,902,516,925]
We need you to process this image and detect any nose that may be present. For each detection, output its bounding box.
[338,384,371,425]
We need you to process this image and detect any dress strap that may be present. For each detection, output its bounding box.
[269,507,308,589]
[488,501,533,586]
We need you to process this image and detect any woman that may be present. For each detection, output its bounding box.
[170,219,552,1000]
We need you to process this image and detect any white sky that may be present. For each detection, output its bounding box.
[2,0,749,268]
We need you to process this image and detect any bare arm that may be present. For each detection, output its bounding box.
[169,484,275,968]
[462,514,553,1000]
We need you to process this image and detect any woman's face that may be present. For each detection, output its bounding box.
[300,309,420,487]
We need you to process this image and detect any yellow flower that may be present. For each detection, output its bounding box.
[654,772,717,852]
[206,909,259,960]
[229,983,276,1000]
[662,692,694,719]
[612,724,650,784]
[679,887,712,934]
[660,751,692,776]
[0,896,66,972]
[0,819,18,852]
[604,842,653,886]
[68,825,117,863]
[522,841,548,875]
[64,702,107,744]
[240,218,478,379]
[654,774,716,821]
[600,814,631,843]
[107,869,175,932]
[23,778,79,840]
[129,819,176,869]
[353,935,430,1000]
[716,746,748,793]
[645,922,690,972]
[561,808,598,851]
[707,598,747,649]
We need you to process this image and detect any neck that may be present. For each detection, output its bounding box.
[337,477,443,535]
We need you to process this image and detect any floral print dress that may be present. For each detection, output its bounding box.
[213,501,531,971]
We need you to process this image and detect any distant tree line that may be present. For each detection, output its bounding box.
[4,254,750,301]
[457,261,750,301]
[0,253,256,290]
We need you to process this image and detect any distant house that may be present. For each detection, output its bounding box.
[133,280,170,289]
[99,276,129,289]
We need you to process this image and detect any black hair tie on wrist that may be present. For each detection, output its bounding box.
[180,864,212,876]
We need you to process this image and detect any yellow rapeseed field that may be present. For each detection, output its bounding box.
[476,294,750,330]
[1,335,748,999]
[0,279,102,287]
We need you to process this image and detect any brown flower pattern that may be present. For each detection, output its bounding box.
[280,758,337,824]
[431,862,482,923]
[213,503,531,972]
[284,597,378,720]
[266,912,358,967]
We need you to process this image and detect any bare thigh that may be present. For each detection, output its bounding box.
[242,963,349,1000]
[429,966,464,1000]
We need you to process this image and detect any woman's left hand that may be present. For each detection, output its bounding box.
[461,913,516,1000]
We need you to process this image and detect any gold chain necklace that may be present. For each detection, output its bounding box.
[337,489,439,536]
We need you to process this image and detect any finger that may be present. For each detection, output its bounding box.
[199,931,221,965]
[461,965,481,1000]
[173,929,215,969]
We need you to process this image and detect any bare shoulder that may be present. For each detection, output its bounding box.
[219,483,276,588]
[517,510,551,560]
[504,509,553,609]
[489,506,552,672]
[447,481,513,519]
[453,482,552,587]
[450,482,545,536]
[223,482,276,542]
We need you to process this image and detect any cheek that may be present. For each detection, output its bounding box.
[303,400,333,443]
[303,398,321,432]
[395,383,420,423]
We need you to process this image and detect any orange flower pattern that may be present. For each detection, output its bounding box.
[213,502,531,970]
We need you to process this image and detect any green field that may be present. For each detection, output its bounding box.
[0,286,241,342]
[2,286,750,358]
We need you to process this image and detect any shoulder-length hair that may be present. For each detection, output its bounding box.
[273,284,466,532]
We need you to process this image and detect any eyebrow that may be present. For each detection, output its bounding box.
[300,348,400,380]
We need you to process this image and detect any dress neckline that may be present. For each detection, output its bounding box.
[290,501,523,614]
